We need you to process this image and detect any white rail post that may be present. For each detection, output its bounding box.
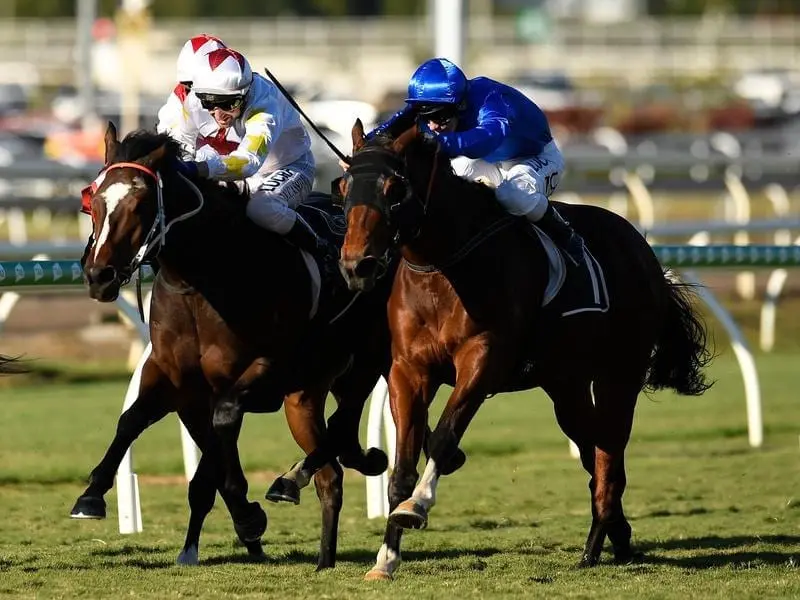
[682,269,763,448]
[366,376,391,519]
[117,343,150,534]
[724,170,755,300]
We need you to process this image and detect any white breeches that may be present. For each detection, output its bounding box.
[245,151,315,234]
[450,140,565,222]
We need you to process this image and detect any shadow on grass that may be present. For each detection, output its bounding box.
[636,534,800,569]
[203,545,504,568]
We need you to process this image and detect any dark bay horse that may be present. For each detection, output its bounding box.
[338,121,713,580]
[0,354,28,374]
[74,122,393,569]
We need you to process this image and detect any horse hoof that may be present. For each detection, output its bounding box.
[176,545,199,566]
[265,476,301,505]
[234,502,268,543]
[389,500,428,530]
[243,539,267,560]
[577,553,600,568]
[614,549,644,565]
[361,447,389,476]
[364,568,393,581]
[440,448,467,475]
[70,495,106,519]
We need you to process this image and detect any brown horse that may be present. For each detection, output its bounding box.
[74,122,393,569]
[338,120,713,580]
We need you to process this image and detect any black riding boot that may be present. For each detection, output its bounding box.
[534,203,585,267]
[284,216,341,282]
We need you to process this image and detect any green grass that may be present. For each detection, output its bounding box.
[0,351,799,598]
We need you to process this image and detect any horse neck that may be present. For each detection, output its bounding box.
[154,178,285,279]
[404,171,506,266]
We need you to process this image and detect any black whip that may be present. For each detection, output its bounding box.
[263,67,351,165]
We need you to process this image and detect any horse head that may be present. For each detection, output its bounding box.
[339,119,440,292]
[83,122,203,301]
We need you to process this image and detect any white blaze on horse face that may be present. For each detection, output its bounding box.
[93,178,145,260]
[410,458,439,511]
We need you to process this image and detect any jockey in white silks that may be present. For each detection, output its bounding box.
[166,47,338,272]
[368,57,585,267]
[155,34,227,146]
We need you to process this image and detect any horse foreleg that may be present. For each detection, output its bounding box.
[176,407,266,566]
[71,352,173,519]
[389,337,497,532]
[328,364,389,477]
[210,360,273,544]
[364,359,429,580]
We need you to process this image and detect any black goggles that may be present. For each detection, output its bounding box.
[196,94,244,112]
[416,104,458,125]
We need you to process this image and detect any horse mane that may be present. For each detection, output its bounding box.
[116,129,181,163]
[117,129,248,221]
[364,131,506,222]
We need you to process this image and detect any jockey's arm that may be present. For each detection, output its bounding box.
[366,105,417,139]
[197,111,271,181]
[156,88,197,159]
[436,93,510,159]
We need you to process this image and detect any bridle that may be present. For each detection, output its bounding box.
[342,139,516,275]
[341,142,441,279]
[88,161,205,285]
[343,142,440,239]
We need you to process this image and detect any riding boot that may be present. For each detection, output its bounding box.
[533,203,585,267]
[284,216,341,285]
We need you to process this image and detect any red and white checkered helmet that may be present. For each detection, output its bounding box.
[175,34,227,84]
[192,48,253,97]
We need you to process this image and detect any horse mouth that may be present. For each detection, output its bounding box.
[88,281,121,302]
[339,257,378,292]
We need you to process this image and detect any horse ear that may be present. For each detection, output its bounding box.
[352,118,365,152]
[104,121,119,164]
[391,124,418,154]
[141,144,168,169]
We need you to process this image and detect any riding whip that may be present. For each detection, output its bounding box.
[263,67,351,165]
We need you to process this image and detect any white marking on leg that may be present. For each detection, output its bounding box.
[94,182,133,260]
[410,458,439,511]
[284,461,311,489]
[372,542,401,576]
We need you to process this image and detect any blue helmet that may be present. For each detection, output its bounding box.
[406,58,468,107]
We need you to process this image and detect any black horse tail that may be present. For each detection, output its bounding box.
[0,354,30,375]
[645,274,714,396]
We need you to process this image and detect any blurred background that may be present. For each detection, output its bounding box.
[0,0,798,372]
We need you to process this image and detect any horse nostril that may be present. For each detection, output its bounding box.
[86,266,117,286]
[353,256,379,279]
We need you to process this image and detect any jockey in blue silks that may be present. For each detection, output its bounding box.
[369,58,585,267]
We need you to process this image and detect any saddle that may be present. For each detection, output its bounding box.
[297,192,347,250]
[498,224,610,393]
[296,192,357,325]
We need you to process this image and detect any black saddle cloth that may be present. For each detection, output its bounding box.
[297,192,346,249]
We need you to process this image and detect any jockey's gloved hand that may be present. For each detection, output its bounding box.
[172,157,201,179]
[417,121,439,145]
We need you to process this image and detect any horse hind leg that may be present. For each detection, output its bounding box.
[273,387,343,570]
[71,351,173,519]
[312,462,344,570]
[579,375,640,567]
